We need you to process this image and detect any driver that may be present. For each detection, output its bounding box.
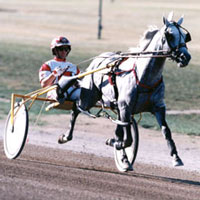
[39,36,80,102]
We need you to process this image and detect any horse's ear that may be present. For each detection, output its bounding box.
[177,15,184,25]
[163,16,170,26]
[167,11,174,21]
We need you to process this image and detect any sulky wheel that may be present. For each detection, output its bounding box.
[4,102,29,159]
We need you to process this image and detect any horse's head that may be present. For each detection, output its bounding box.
[163,13,191,67]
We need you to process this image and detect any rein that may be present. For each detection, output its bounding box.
[75,50,171,66]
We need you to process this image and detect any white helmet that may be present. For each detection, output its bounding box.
[51,36,71,55]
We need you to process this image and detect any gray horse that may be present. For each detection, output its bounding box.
[58,13,191,170]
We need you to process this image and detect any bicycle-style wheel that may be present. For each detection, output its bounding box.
[4,102,29,159]
[114,118,139,172]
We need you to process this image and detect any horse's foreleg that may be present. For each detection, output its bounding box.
[58,106,80,144]
[155,106,183,166]
[155,106,177,156]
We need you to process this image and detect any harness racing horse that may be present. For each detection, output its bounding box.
[58,13,191,171]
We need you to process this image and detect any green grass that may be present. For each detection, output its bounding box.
[0,0,200,135]
[135,113,200,136]
[164,62,200,110]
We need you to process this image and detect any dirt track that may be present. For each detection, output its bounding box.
[0,114,200,200]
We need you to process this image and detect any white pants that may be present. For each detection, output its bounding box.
[47,86,80,102]
[65,87,81,101]
[47,75,80,102]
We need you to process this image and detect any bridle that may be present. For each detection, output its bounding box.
[164,22,191,62]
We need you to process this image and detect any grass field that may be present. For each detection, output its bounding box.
[0,0,200,135]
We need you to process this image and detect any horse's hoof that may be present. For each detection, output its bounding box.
[120,154,133,171]
[172,154,184,167]
[58,134,72,144]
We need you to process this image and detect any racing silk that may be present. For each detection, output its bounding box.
[39,57,80,84]
[39,57,80,101]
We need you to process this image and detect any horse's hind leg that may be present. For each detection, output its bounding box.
[114,125,133,149]
[106,116,132,150]
[114,108,133,171]
[58,105,80,144]
[115,104,133,149]
[155,106,184,166]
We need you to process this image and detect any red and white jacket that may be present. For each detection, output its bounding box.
[39,57,80,84]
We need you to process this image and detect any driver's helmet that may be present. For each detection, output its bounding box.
[51,36,71,55]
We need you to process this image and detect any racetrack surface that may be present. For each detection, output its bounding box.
[0,114,200,200]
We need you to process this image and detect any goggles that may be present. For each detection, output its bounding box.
[56,46,71,52]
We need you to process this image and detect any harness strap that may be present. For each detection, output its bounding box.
[107,58,129,101]
[132,63,163,110]
[106,60,162,112]
[112,62,162,111]
[108,57,129,84]
[132,63,162,90]
[108,62,162,91]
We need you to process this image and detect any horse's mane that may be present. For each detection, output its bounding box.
[129,26,159,52]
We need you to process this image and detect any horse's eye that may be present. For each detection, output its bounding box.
[166,32,174,41]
